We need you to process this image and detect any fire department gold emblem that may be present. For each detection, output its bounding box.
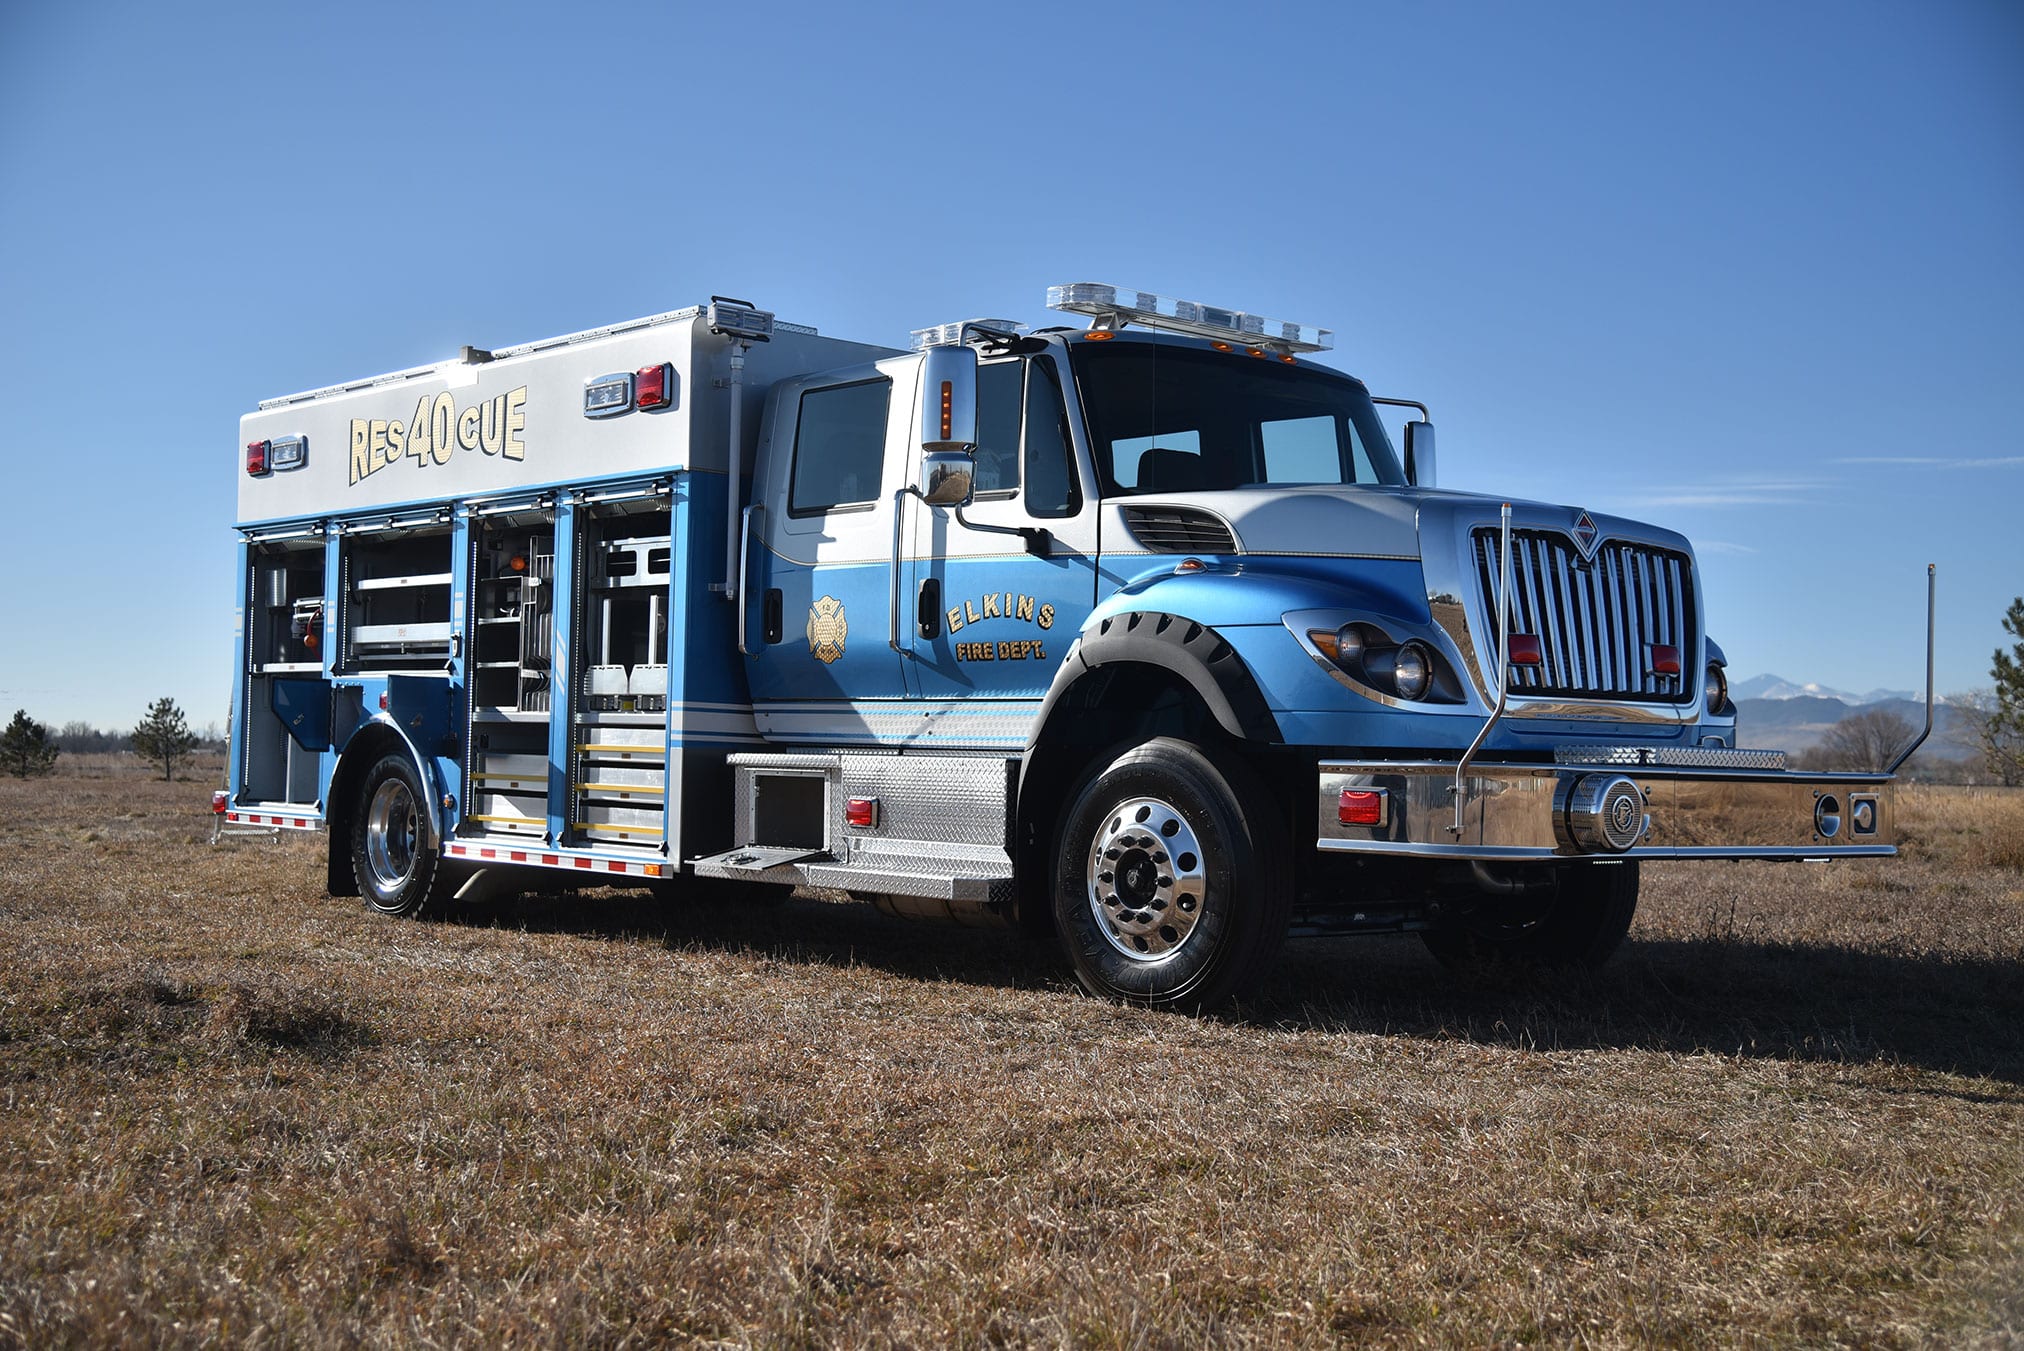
[806,595,848,664]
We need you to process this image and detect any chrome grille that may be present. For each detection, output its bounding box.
[1123,506,1238,554]
[1473,529,1696,703]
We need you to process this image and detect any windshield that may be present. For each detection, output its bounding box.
[1069,340,1406,496]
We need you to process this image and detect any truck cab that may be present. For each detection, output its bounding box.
[703,286,1902,1007]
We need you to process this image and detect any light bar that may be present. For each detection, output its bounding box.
[910,318,1027,351]
[1046,282,1332,353]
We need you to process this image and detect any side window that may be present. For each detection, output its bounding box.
[972,361,1023,495]
[789,378,891,516]
[1110,429,1203,492]
[1022,360,1079,518]
[1260,415,1340,484]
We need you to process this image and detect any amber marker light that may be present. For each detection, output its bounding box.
[508,554,528,573]
[1246,347,1266,358]
[939,380,953,440]
[1279,353,1297,364]
[1081,330,1115,341]
[1211,340,1233,352]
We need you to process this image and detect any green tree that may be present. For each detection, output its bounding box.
[0,710,59,778]
[1984,596,2024,786]
[131,697,196,781]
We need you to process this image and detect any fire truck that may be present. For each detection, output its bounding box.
[227,284,1923,1008]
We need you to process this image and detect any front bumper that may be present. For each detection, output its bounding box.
[1317,749,1893,861]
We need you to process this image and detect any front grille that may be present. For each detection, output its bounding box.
[1123,505,1239,554]
[1472,529,1696,703]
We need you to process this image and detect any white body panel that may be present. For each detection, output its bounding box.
[237,309,895,526]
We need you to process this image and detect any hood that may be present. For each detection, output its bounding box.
[1112,485,1694,563]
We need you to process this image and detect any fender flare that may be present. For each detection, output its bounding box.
[1029,610,1281,752]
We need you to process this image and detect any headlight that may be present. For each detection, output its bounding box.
[1706,660,1729,714]
[1394,642,1433,701]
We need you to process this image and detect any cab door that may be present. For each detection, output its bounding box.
[744,357,915,735]
[904,351,1099,708]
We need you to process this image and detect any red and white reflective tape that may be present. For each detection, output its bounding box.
[224,812,320,831]
[442,841,665,879]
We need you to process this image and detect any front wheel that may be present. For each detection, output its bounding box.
[350,753,458,918]
[1420,861,1639,971]
[1052,738,1289,1011]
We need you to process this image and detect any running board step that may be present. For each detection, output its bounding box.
[691,845,827,875]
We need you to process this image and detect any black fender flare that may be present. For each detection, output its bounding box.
[1009,611,1281,936]
[1030,610,1281,752]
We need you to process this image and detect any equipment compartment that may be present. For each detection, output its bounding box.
[340,526,453,670]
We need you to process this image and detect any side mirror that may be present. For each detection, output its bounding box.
[920,449,974,506]
[918,344,977,453]
[1404,420,1436,488]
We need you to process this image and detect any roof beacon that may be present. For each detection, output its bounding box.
[1045,282,1333,354]
[910,318,1028,351]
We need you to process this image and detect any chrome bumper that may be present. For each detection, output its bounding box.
[1317,755,1893,861]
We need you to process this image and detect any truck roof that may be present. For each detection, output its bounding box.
[257,305,820,411]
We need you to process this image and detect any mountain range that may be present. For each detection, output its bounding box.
[1729,673,1918,706]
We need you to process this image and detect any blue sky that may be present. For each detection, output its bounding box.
[1,1,2017,729]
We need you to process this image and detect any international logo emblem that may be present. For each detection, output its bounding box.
[1572,510,1600,561]
[807,595,848,664]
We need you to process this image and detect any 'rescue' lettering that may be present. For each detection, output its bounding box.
[350,386,527,485]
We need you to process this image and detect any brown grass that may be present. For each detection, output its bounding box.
[2,766,2021,1347]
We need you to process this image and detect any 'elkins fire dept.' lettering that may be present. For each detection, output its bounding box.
[946,591,1055,636]
[349,386,528,486]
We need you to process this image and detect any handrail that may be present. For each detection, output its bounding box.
[1451,503,1513,837]
[736,504,760,656]
[1884,564,1937,775]
[888,486,918,656]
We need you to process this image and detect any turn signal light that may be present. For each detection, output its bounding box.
[1507,634,1543,667]
[1648,643,1682,675]
[1338,789,1386,826]
[634,362,674,410]
[845,797,880,829]
[246,440,270,476]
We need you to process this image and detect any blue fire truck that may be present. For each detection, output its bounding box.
[228,284,1915,1008]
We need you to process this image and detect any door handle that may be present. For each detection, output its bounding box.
[918,577,941,639]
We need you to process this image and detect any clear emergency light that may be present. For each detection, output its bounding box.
[1046,282,1333,353]
[910,318,1027,351]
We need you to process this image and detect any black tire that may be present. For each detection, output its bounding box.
[1052,738,1289,1010]
[1420,861,1639,971]
[350,753,460,919]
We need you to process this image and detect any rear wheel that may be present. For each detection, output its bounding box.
[350,753,459,919]
[1052,738,1289,1011]
[1420,861,1639,971]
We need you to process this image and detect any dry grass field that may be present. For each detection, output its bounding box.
[2,763,2021,1348]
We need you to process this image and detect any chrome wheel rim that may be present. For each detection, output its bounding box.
[364,778,419,901]
[1085,795,1208,963]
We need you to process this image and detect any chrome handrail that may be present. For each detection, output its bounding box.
[1451,503,1513,836]
[1884,563,1937,775]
